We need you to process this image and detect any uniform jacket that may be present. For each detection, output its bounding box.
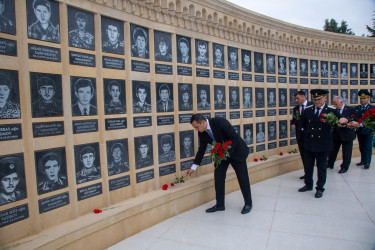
[332,105,357,142]
[355,104,375,135]
[291,101,313,141]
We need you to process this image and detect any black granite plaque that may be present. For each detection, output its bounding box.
[248,146,254,154]
[201,156,212,165]
[196,68,210,78]
[331,79,339,85]
[256,144,265,152]
[215,112,226,118]
[109,175,130,191]
[279,109,288,115]
[268,142,277,149]
[157,115,174,126]
[243,111,253,118]
[341,80,348,85]
[181,160,194,171]
[179,114,193,123]
[279,140,288,147]
[136,169,154,183]
[290,139,297,145]
[177,66,192,76]
[38,192,70,214]
[310,79,319,85]
[289,77,298,84]
[102,56,125,70]
[77,183,102,201]
[228,72,239,80]
[105,118,127,130]
[131,60,150,72]
[0,204,29,228]
[360,80,368,85]
[214,70,225,79]
[134,116,152,128]
[290,108,294,115]
[73,120,98,134]
[159,164,176,177]
[0,124,22,141]
[321,79,328,85]
[201,113,211,119]
[69,51,95,67]
[0,38,17,56]
[33,122,64,138]
[267,110,276,116]
[300,78,308,84]
[267,76,276,83]
[371,80,375,85]
[350,80,358,85]
[278,77,287,83]
[28,44,61,62]
[256,110,265,117]
[242,74,252,81]
[255,75,264,82]
[155,64,173,75]
[230,111,241,119]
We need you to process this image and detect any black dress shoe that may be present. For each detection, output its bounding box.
[315,190,323,198]
[338,169,347,174]
[241,204,252,214]
[206,205,225,213]
[364,165,370,169]
[299,175,305,179]
[298,185,313,192]
[356,162,365,166]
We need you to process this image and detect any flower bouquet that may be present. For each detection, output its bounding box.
[360,108,375,134]
[292,110,301,121]
[319,112,339,128]
[210,140,232,167]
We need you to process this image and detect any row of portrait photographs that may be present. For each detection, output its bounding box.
[3,0,374,76]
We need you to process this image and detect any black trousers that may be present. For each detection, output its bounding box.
[304,150,328,191]
[328,139,354,170]
[214,159,252,207]
[357,134,373,165]
[297,138,306,171]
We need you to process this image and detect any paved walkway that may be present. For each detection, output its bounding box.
[108,157,375,250]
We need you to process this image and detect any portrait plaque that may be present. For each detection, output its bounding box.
[131,60,150,72]
[331,89,339,104]
[0,0,16,35]
[213,43,225,69]
[176,35,191,64]
[0,124,22,141]
[255,75,264,82]
[28,44,60,62]
[279,120,288,139]
[300,59,308,76]
[242,74,252,81]
[134,135,154,169]
[109,175,130,191]
[104,79,126,115]
[228,72,239,80]
[229,86,240,109]
[243,124,253,145]
[340,62,348,78]
[214,85,226,110]
[197,84,211,111]
[310,60,319,77]
[350,63,358,78]
[267,88,276,108]
[196,68,210,78]
[255,88,265,108]
[0,69,20,119]
[103,56,125,70]
[68,7,95,50]
[243,87,252,109]
[156,82,174,113]
[27,0,60,43]
[159,164,176,177]
[213,70,225,79]
[101,16,124,55]
[360,64,368,79]
[227,47,239,71]
[268,121,276,141]
[74,142,101,184]
[0,204,29,228]
[371,90,375,103]
[180,159,194,171]
[154,30,172,62]
[255,122,266,143]
[34,147,68,195]
[73,120,98,134]
[289,89,298,107]
[105,118,127,130]
[256,144,265,152]
[278,56,287,75]
[106,139,129,176]
[278,88,287,107]
[130,24,149,59]
[77,183,102,201]
[155,64,173,75]
[158,133,176,164]
[133,116,152,128]
[180,130,194,159]
[132,81,151,114]
[70,76,97,116]
[278,77,287,83]
[254,52,264,73]
[321,61,328,78]
[195,39,209,67]
[0,38,17,56]
[266,54,276,74]
[289,57,297,76]
[136,169,154,183]
[38,192,69,214]
[350,89,358,104]
[330,62,339,78]
[241,49,252,72]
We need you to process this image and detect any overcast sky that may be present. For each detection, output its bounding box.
[226,0,375,36]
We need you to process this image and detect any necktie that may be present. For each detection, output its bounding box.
[164,105,167,112]
[207,129,215,141]
[301,105,305,114]
[83,108,88,115]
[315,107,321,118]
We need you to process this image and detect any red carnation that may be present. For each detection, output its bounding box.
[218,148,224,154]
[223,144,228,149]
[94,209,102,213]
[219,153,225,158]
[358,118,363,124]
[260,158,263,161]
[288,151,291,153]
[162,184,168,190]
[320,113,325,117]
[351,114,355,117]
[280,152,283,156]
[215,143,221,149]
[254,158,258,162]
[171,183,175,187]
[227,140,232,145]
[320,118,324,122]
[211,149,216,154]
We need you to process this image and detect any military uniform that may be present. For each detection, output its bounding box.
[32,98,63,117]
[159,151,175,164]
[76,166,100,184]
[108,160,129,176]
[133,101,151,113]
[28,21,59,42]
[102,40,124,54]
[69,29,94,50]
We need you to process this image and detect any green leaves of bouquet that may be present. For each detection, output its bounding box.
[210,140,232,167]
[319,112,339,128]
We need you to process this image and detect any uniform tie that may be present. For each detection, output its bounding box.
[83,108,88,115]
[315,107,321,118]
[207,129,215,141]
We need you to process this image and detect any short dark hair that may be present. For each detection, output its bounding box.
[294,90,306,97]
[37,77,55,90]
[108,80,121,93]
[75,12,87,22]
[74,78,94,94]
[33,0,51,12]
[159,84,170,95]
[190,113,206,124]
[39,152,60,174]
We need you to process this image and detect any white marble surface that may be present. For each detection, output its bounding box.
[108,157,375,250]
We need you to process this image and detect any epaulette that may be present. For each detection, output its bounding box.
[306,105,313,109]
[327,105,335,109]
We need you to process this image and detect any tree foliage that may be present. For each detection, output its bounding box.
[366,11,375,37]
[323,18,355,35]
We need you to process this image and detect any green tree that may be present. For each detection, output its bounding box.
[323,18,355,35]
[366,11,375,37]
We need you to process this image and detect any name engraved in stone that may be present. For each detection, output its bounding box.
[102,56,125,70]
[155,64,173,75]
[248,146,254,154]
[181,160,194,171]
[136,169,154,183]
[341,80,348,85]
[279,140,288,147]
[177,66,192,76]
[196,68,210,78]
[157,115,174,126]
[267,110,276,116]
[105,118,127,130]
[0,204,29,228]
[0,38,17,56]
[360,80,368,85]
[29,44,60,62]
[278,77,287,83]
[256,110,265,117]
[73,120,98,134]
[0,124,22,141]
[290,139,297,145]
[33,122,63,138]
[350,80,358,85]
[179,114,193,123]
[77,183,102,201]
[213,70,225,79]
[289,78,298,84]
[331,79,339,85]
[109,175,130,191]
[242,73,252,81]
[69,51,95,67]
[201,156,212,165]
[255,75,264,82]
[256,144,265,152]
[279,109,288,115]
[311,79,319,85]
[268,142,277,149]
[267,76,276,83]
[300,78,308,84]
[38,192,69,214]
[159,164,176,176]
[215,112,226,118]
[243,111,253,118]
[228,72,239,80]
[131,60,150,72]
[133,116,152,128]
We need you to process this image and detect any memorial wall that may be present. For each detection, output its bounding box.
[0,0,374,246]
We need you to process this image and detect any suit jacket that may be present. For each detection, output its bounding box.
[72,103,97,116]
[194,117,249,165]
[332,105,357,142]
[156,99,174,112]
[355,104,375,135]
[291,101,313,141]
[301,104,340,152]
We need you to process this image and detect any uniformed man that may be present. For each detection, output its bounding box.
[298,89,347,198]
[68,11,94,50]
[131,27,149,58]
[76,146,101,184]
[354,90,374,169]
[102,22,124,54]
[228,48,238,70]
[0,157,26,205]
[133,82,151,113]
[108,143,129,176]
[0,0,15,34]
[32,77,63,117]
[37,152,67,194]
[159,134,175,164]
[154,35,172,62]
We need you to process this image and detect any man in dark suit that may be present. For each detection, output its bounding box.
[354,90,374,169]
[187,114,252,214]
[328,96,357,173]
[299,89,347,198]
[72,78,97,116]
[291,90,313,180]
[156,84,173,112]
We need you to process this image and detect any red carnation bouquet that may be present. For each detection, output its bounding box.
[211,140,232,167]
[319,112,339,128]
[360,108,375,134]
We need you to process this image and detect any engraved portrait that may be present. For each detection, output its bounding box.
[131,24,149,59]
[135,135,154,169]
[71,77,97,116]
[68,7,94,50]
[106,139,129,176]
[101,16,124,55]
[104,79,126,115]
[74,143,101,184]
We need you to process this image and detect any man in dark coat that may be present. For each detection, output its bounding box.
[328,96,357,173]
[299,89,347,198]
[186,114,253,214]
